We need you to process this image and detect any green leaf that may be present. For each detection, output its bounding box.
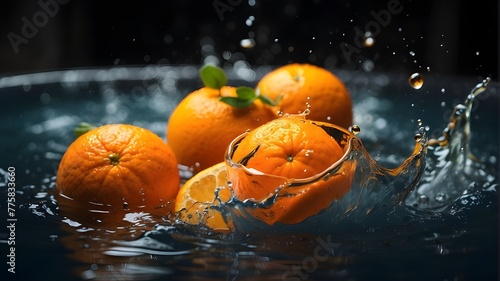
[235,86,257,100]
[74,122,96,137]
[254,87,281,106]
[257,95,276,106]
[199,64,227,89]
[219,96,256,108]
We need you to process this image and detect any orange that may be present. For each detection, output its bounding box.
[166,86,276,173]
[256,63,353,128]
[174,162,232,232]
[56,124,180,214]
[227,115,355,224]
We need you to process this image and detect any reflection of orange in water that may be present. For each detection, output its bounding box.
[256,63,353,128]
[56,124,180,213]
[228,115,355,224]
[167,86,276,173]
[58,208,162,275]
[57,189,171,274]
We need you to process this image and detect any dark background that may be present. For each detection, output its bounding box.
[0,0,498,79]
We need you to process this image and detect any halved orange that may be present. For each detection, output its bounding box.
[174,162,232,232]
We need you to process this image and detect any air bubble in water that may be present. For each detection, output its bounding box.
[409,73,424,89]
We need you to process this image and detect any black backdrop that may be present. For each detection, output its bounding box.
[1,0,498,79]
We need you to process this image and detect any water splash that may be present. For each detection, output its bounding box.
[406,77,496,210]
[175,78,496,235]
[184,115,429,234]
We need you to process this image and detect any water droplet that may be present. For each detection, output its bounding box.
[409,73,424,89]
[23,84,32,92]
[350,125,361,135]
[417,119,423,126]
[363,37,375,47]
[240,38,256,49]
[435,193,446,202]
[122,202,130,211]
[302,108,311,115]
[362,60,375,72]
[471,77,490,96]
[418,194,430,204]
[245,15,255,27]
[414,133,422,142]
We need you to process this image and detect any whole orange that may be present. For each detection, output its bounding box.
[227,115,355,224]
[56,124,180,213]
[167,86,277,173]
[256,63,353,128]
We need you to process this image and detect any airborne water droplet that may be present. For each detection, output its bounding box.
[240,38,256,49]
[350,125,361,135]
[409,73,424,89]
[363,37,375,47]
[414,133,422,142]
